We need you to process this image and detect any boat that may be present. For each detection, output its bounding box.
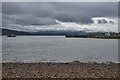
[7,34,16,37]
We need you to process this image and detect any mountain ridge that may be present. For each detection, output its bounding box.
[1,28,118,36]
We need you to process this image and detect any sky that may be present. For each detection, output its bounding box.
[2,2,118,32]
[1,0,119,2]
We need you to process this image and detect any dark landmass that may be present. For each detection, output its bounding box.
[2,62,119,79]
[1,28,120,39]
[66,35,120,39]
[1,28,87,36]
[1,29,30,35]
[31,30,87,35]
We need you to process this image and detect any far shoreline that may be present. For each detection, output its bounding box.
[2,35,120,39]
[65,35,120,39]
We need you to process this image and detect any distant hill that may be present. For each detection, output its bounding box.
[31,30,87,35]
[0,29,87,36]
[1,29,30,35]
[1,28,115,36]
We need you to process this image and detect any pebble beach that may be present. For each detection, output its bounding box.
[2,62,119,79]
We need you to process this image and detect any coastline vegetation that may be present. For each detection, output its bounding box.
[66,32,120,39]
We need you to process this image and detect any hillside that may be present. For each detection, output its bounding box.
[1,29,30,35]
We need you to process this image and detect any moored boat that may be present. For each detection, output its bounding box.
[7,34,16,37]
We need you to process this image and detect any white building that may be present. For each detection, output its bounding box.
[105,33,111,36]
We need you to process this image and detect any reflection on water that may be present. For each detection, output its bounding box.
[2,36,118,63]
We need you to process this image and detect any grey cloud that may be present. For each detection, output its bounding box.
[2,2,118,29]
[102,19,108,24]
[98,19,108,24]
[95,19,115,24]
[109,21,115,24]
[2,0,119,2]
[98,20,102,24]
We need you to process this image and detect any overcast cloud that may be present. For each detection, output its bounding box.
[2,0,119,2]
[2,2,118,32]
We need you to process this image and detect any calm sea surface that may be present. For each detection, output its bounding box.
[2,36,118,63]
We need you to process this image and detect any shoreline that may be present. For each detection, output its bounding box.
[65,35,120,39]
[2,62,119,78]
[66,37,120,39]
